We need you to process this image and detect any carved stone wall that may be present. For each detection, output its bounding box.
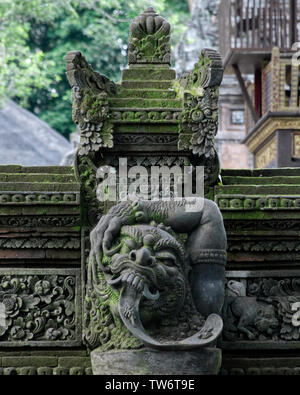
[217,167,300,375]
[0,165,91,374]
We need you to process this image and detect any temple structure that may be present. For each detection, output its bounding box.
[0,7,299,376]
[219,0,300,168]
[174,0,253,169]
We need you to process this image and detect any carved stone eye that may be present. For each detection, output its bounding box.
[143,234,155,247]
[160,258,174,266]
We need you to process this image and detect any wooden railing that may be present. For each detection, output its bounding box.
[245,48,300,134]
[219,0,298,60]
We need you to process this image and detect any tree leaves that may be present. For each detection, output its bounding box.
[1,0,190,137]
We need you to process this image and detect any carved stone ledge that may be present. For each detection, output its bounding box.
[190,249,227,266]
[0,192,80,205]
[0,216,80,228]
[113,133,179,146]
[0,366,92,375]
[227,239,300,253]
[220,366,300,375]
[216,194,300,211]
[224,220,300,232]
[0,237,80,250]
[111,109,181,123]
[91,348,221,375]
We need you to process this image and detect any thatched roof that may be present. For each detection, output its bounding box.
[0,99,72,165]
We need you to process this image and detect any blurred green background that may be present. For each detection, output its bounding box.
[0,0,190,138]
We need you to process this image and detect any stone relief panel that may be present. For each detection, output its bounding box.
[0,192,79,205]
[0,269,82,347]
[255,136,277,168]
[221,271,300,348]
[216,195,300,210]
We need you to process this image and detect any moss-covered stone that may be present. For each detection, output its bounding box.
[222,176,300,185]
[0,206,80,215]
[0,166,74,174]
[121,80,173,89]
[221,168,300,177]
[108,98,182,109]
[116,88,176,99]
[0,173,76,183]
[0,182,80,192]
[115,124,179,133]
[215,184,300,195]
[221,211,300,220]
[122,68,175,81]
[1,356,58,367]
[58,357,92,368]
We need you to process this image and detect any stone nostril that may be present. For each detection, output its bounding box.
[148,257,155,266]
[129,251,136,261]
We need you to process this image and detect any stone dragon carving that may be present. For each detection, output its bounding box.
[84,198,227,351]
[65,51,117,155]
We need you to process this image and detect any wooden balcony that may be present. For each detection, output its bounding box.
[219,0,299,72]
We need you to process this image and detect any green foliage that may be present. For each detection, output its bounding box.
[1,0,190,138]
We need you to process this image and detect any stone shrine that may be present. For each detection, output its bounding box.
[66,7,226,375]
[0,7,299,376]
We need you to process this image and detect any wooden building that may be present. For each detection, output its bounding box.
[219,0,300,168]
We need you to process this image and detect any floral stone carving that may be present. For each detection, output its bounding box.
[84,198,227,352]
[177,48,223,161]
[65,51,116,155]
[0,270,80,345]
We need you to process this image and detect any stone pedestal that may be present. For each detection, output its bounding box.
[91,347,221,375]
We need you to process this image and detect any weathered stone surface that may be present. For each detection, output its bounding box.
[91,348,222,375]
[53,367,69,375]
[37,367,53,375]
[2,356,58,367]
[18,367,37,375]
[0,268,82,347]
[58,357,92,368]
[122,68,176,81]
[85,200,226,353]
[69,367,85,375]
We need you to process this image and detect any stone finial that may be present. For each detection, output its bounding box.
[128,8,171,65]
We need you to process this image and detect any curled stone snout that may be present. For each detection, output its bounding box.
[129,247,155,266]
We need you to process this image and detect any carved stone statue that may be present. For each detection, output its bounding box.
[223,280,279,341]
[85,198,226,373]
